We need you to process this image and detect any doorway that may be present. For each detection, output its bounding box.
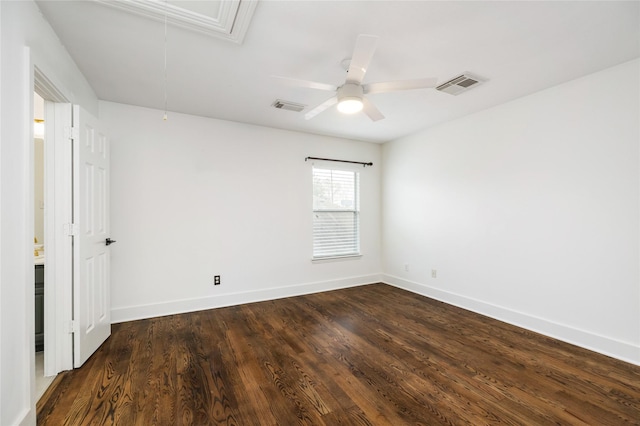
[33,91,54,399]
[32,66,113,391]
[32,67,76,401]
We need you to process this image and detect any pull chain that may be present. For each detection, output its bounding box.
[163,0,168,121]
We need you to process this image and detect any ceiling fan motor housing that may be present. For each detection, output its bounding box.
[337,83,364,102]
[336,83,365,113]
[336,83,365,114]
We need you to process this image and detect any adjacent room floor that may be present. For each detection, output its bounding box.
[35,352,55,402]
[37,284,640,425]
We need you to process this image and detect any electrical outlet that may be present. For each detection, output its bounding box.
[214,275,221,285]
[431,269,437,278]
[404,263,410,272]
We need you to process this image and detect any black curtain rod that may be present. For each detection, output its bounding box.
[305,157,373,167]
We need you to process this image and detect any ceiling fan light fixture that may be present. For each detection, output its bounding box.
[337,97,364,114]
[336,83,364,114]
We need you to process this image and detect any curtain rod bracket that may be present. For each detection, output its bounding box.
[305,157,373,167]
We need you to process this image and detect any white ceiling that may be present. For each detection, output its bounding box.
[36,0,640,143]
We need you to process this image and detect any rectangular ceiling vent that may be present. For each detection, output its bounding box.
[272,100,306,113]
[436,73,486,95]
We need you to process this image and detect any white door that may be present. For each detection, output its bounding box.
[72,105,111,368]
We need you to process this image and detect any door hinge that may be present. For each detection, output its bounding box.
[64,126,79,140]
[64,223,77,236]
[67,320,79,334]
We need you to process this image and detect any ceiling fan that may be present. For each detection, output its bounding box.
[274,34,438,121]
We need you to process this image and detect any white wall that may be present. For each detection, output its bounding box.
[0,1,98,424]
[100,101,382,322]
[382,59,640,365]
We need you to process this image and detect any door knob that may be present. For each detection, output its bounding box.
[105,238,117,246]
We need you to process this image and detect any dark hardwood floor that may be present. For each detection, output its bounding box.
[37,284,640,425]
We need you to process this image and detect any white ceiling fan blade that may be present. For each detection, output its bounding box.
[305,96,338,120]
[346,34,379,85]
[363,77,438,94]
[272,76,337,92]
[362,97,384,121]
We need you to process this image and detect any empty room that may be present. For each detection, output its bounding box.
[1,1,639,425]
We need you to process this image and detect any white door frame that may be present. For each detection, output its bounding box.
[34,65,74,375]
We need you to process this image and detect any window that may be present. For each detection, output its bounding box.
[312,167,360,259]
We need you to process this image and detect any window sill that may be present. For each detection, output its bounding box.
[311,254,362,263]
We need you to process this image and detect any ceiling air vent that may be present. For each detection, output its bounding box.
[436,73,486,95]
[272,99,306,112]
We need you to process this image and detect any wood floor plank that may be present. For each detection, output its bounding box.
[38,284,640,425]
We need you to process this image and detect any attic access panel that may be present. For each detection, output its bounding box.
[94,0,257,44]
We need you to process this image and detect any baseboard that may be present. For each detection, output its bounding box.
[17,407,35,426]
[111,274,382,323]
[382,274,640,366]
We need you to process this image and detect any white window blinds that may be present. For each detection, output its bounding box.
[312,167,360,259]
